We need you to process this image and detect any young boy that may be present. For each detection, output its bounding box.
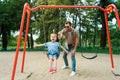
[34,33,69,73]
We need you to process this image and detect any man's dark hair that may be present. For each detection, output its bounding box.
[65,21,71,26]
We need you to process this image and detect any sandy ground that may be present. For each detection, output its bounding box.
[0,51,120,80]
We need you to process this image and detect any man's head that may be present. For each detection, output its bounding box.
[65,21,72,31]
[50,33,57,42]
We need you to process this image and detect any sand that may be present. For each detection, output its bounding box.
[0,51,120,80]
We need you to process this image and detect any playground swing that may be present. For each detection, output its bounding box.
[80,47,98,59]
[79,9,98,59]
[80,36,98,59]
[41,8,63,60]
[11,3,120,80]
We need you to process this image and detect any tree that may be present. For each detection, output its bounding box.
[98,0,114,48]
[0,1,11,51]
[31,0,66,44]
[0,0,30,51]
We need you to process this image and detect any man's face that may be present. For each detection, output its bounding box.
[65,23,71,31]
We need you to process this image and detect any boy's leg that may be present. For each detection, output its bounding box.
[53,57,57,71]
[48,55,54,72]
[49,57,53,69]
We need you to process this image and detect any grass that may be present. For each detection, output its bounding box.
[0,46,120,55]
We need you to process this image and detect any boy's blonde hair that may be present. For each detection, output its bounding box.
[50,33,57,37]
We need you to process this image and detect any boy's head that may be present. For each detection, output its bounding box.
[50,33,57,42]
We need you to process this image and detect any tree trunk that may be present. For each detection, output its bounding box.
[100,16,107,48]
[30,33,34,48]
[1,24,8,51]
[99,0,107,48]
[27,35,30,48]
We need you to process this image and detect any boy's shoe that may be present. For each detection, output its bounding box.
[49,68,53,73]
[52,69,57,73]
[61,66,69,69]
[49,68,57,73]
[70,71,76,76]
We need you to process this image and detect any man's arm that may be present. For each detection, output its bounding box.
[75,32,79,50]
[58,31,63,40]
[58,28,66,39]
[72,32,79,55]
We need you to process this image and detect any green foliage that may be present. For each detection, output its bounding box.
[115,0,120,16]
[0,0,30,50]
[7,34,24,47]
[31,0,66,43]
[109,24,120,47]
[0,0,120,52]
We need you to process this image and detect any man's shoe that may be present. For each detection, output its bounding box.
[70,71,76,76]
[61,66,69,69]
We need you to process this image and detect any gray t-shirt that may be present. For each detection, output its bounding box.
[61,28,78,46]
[67,32,72,44]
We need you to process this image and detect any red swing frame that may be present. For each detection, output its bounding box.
[11,3,120,80]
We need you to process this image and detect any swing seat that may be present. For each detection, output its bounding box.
[46,52,60,60]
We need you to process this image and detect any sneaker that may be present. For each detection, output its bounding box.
[52,69,57,73]
[61,66,69,69]
[49,68,57,73]
[70,71,76,76]
[49,68,53,73]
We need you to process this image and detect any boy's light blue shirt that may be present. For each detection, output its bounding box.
[45,42,60,55]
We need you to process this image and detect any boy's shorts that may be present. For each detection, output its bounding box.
[48,53,59,59]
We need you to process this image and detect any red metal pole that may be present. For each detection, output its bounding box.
[21,10,31,73]
[113,6,120,30]
[11,3,28,80]
[104,11,114,68]
[106,4,120,30]
[30,5,105,12]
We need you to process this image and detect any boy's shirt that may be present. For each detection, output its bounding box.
[45,42,60,54]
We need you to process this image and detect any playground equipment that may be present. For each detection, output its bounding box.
[11,3,120,80]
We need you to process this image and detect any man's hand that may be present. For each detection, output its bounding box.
[58,31,63,39]
[72,50,76,56]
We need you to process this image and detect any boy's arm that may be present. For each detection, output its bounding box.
[60,45,69,54]
[34,44,45,48]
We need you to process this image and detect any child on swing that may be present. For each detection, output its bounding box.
[34,33,69,73]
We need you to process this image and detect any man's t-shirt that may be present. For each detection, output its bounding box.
[61,28,78,47]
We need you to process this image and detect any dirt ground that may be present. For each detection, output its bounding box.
[0,51,120,80]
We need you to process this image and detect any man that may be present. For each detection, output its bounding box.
[58,21,79,76]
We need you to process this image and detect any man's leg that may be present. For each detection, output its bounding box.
[63,51,69,67]
[71,54,76,72]
[70,49,76,76]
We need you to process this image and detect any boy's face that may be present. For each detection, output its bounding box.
[50,34,57,42]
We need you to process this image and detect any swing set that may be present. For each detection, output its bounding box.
[11,3,120,80]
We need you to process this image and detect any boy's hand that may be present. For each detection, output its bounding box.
[66,51,70,55]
